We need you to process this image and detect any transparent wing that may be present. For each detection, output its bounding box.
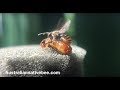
[55,18,66,30]
[58,19,71,33]
[38,19,71,36]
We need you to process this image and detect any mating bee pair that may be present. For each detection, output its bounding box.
[38,20,72,55]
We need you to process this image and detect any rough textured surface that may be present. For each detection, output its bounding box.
[0,45,87,77]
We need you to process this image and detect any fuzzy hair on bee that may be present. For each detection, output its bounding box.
[38,19,72,55]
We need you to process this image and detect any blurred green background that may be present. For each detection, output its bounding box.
[0,13,120,77]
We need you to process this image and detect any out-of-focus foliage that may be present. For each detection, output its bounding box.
[1,13,120,77]
[1,13,42,47]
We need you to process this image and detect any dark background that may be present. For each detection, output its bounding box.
[0,13,120,77]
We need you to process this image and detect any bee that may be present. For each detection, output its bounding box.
[38,19,72,55]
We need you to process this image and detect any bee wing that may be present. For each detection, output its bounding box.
[55,18,66,30]
[58,19,71,33]
[38,19,71,36]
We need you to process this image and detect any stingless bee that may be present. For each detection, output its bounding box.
[38,19,72,55]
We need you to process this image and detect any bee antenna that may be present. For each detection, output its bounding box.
[38,32,50,36]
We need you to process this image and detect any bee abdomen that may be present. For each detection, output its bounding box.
[65,35,72,42]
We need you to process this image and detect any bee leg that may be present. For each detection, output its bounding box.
[38,32,50,36]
